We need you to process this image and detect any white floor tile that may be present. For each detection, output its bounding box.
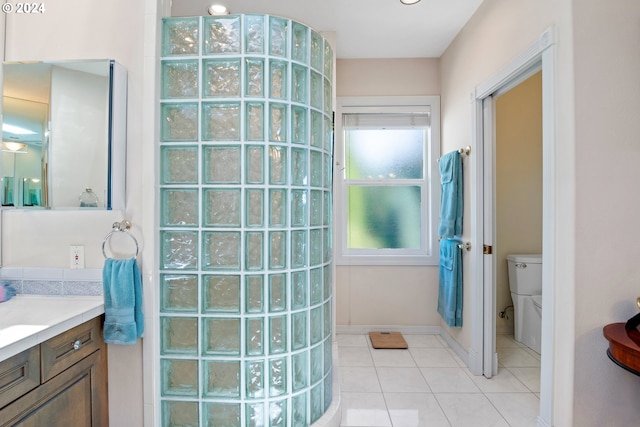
[337,334,370,347]
[496,334,525,348]
[341,366,381,392]
[376,367,431,393]
[384,392,452,427]
[485,392,540,427]
[340,392,392,427]
[465,367,529,393]
[403,334,444,348]
[338,346,374,367]
[507,367,541,393]
[498,347,541,368]
[410,348,460,368]
[371,349,417,367]
[434,393,509,427]
[420,367,480,393]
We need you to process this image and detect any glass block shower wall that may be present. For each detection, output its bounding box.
[159,15,334,427]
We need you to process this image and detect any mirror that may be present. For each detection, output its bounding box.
[1,60,127,209]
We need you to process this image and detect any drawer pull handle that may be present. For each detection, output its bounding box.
[73,340,81,351]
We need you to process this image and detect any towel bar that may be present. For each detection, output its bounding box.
[102,220,139,259]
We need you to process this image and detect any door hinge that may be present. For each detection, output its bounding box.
[483,244,493,255]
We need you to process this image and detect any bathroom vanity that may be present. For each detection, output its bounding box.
[0,295,106,426]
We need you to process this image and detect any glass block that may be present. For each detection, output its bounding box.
[310,228,323,267]
[292,393,307,427]
[246,318,264,356]
[203,188,241,227]
[203,318,240,355]
[269,16,288,58]
[202,360,240,398]
[203,59,241,97]
[291,65,307,104]
[203,275,240,313]
[269,231,286,270]
[324,301,331,338]
[161,231,198,270]
[324,40,333,80]
[269,315,287,354]
[246,361,265,399]
[161,317,198,355]
[246,189,264,227]
[269,146,287,184]
[324,336,332,374]
[246,231,264,271]
[246,402,265,427]
[269,357,286,397]
[310,71,322,110]
[203,16,241,54]
[269,60,287,100]
[310,190,322,227]
[323,115,332,151]
[270,400,287,427]
[161,358,198,397]
[246,275,264,313]
[244,15,265,54]
[246,102,264,141]
[269,274,286,312]
[324,374,333,412]
[292,22,308,64]
[291,271,307,309]
[291,107,307,145]
[310,110,323,148]
[291,230,307,268]
[323,264,332,300]
[310,267,322,305]
[291,149,307,186]
[291,189,308,227]
[324,78,332,114]
[202,103,240,141]
[324,227,332,263]
[160,274,198,313]
[245,58,264,97]
[310,150,323,187]
[161,188,198,227]
[269,189,286,227]
[292,351,308,391]
[324,152,332,189]
[204,402,241,427]
[162,400,199,427]
[310,383,323,424]
[310,344,323,384]
[323,191,331,226]
[310,31,323,71]
[292,312,307,351]
[269,104,287,142]
[246,145,264,183]
[162,60,199,99]
[162,17,199,56]
[161,103,198,142]
[203,145,241,183]
[161,146,198,185]
[202,231,241,270]
[310,306,322,345]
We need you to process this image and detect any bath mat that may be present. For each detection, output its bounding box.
[369,332,408,349]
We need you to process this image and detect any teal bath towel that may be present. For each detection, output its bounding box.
[437,239,463,327]
[438,151,463,238]
[103,257,144,344]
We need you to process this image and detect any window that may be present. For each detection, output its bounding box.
[335,97,440,265]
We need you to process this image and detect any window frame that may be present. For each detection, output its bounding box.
[335,96,441,266]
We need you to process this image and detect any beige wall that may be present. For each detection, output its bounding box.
[495,71,543,334]
[335,58,443,330]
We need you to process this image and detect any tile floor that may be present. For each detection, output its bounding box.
[337,333,541,427]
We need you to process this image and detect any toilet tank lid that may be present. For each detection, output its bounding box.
[506,254,542,264]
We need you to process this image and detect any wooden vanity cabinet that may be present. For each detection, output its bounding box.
[0,316,108,427]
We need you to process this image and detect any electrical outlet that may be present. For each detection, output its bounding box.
[70,245,85,269]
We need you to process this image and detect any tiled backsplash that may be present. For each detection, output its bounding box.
[0,268,103,296]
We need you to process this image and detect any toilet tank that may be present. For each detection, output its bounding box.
[506,254,542,295]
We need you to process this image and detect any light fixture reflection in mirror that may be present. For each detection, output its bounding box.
[2,142,27,153]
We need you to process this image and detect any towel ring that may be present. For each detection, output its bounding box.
[102,220,140,259]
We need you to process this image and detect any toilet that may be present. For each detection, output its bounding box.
[506,254,542,354]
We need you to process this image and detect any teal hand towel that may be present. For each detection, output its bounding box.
[103,257,144,344]
[437,239,463,327]
[438,151,463,238]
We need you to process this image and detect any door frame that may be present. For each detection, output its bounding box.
[468,27,556,426]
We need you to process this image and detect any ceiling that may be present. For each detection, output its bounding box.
[171,0,484,59]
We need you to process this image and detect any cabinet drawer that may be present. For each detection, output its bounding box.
[40,316,103,382]
[0,347,40,409]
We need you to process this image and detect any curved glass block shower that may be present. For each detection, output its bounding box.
[159,15,333,426]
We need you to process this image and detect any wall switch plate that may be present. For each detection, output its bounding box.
[70,245,85,269]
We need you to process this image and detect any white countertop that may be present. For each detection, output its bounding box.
[0,295,105,362]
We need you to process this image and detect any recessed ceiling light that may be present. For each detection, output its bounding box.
[400,0,421,4]
[208,4,229,15]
